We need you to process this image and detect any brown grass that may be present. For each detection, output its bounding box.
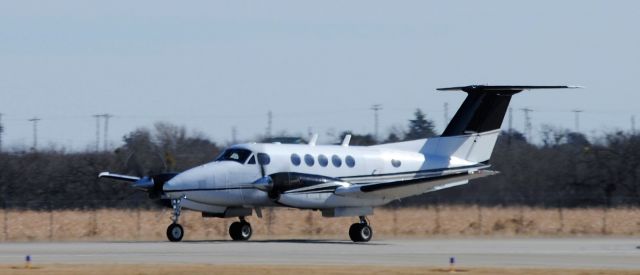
[1,207,640,241]
[1,264,638,275]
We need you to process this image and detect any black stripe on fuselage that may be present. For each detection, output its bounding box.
[284,186,340,194]
[164,187,255,193]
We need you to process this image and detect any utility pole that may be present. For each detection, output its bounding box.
[102,113,112,151]
[371,104,382,141]
[521,108,533,142]
[0,113,3,152]
[28,117,41,151]
[632,115,636,133]
[266,110,272,138]
[508,108,513,133]
[93,114,101,152]
[443,102,450,128]
[231,126,237,144]
[571,109,583,132]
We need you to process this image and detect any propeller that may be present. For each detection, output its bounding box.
[252,155,278,199]
[253,158,273,189]
[98,171,178,201]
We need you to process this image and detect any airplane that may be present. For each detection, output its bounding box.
[99,85,576,242]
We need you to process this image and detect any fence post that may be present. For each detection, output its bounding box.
[601,207,608,235]
[392,206,398,236]
[2,201,7,241]
[136,202,141,240]
[306,211,313,235]
[48,201,53,241]
[558,208,564,234]
[267,208,273,236]
[517,206,525,234]
[434,202,441,235]
[477,204,483,235]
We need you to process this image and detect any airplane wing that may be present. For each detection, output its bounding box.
[98,172,141,182]
[334,169,498,200]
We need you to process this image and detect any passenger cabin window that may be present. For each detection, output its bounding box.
[257,153,271,165]
[216,148,252,164]
[318,154,328,167]
[291,154,301,166]
[332,155,342,167]
[345,155,356,168]
[304,154,315,166]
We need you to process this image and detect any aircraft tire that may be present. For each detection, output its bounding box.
[166,223,184,242]
[229,221,252,241]
[349,223,372,242]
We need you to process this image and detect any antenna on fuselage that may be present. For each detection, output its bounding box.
[308,134,319,146]
[341,134,351,147]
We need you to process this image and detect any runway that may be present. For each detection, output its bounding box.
[0,238,639,270]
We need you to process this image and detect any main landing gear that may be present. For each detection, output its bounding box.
[349,216,372,242]
[228,217,252,241]
[166,197,184,242]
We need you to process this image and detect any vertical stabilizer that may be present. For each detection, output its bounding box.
[428,85,577,163]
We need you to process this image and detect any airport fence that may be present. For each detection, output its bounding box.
[1,199,639,242]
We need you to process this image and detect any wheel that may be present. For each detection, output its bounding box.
[166,223,184,242]
[229,221,252,241]
[349,223,372,242]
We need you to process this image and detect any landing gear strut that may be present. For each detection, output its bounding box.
[229,216,252,241]
[166,197,184,242]
[349,216,372,242]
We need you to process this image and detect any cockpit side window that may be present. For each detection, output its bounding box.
[247,155,256,165]
[216,148,253,164]
[257,153,271,165]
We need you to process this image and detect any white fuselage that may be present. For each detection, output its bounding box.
[163,139,481,211]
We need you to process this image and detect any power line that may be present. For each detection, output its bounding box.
[28,117,41,151]
[371,104,382,141]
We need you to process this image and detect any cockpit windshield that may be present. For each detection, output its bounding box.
[216,148,252,164]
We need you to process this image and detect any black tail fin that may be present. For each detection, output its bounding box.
[438,85,577,137]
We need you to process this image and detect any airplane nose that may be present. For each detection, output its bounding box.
[163,166,208,196]
[163,176,181,192]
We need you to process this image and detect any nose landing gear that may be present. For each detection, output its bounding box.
[349,216,372,242]
[229,216,252,241]
[166,197,184,242]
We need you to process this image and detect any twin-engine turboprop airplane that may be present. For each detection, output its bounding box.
[99,85,576,242]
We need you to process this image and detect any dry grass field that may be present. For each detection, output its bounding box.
[1,206,639,241]
[2,264,639,275]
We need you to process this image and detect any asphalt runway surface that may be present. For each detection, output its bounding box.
[0,238,639,270]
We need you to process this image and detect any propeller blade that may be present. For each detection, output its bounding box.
[260,163,266,178]
[132,176,154,190]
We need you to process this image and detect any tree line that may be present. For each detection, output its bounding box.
[0,110,638,209]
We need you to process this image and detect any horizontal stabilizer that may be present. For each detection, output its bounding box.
[437,85,580,93]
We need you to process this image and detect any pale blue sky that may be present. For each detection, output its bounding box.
[0,1,638,150]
